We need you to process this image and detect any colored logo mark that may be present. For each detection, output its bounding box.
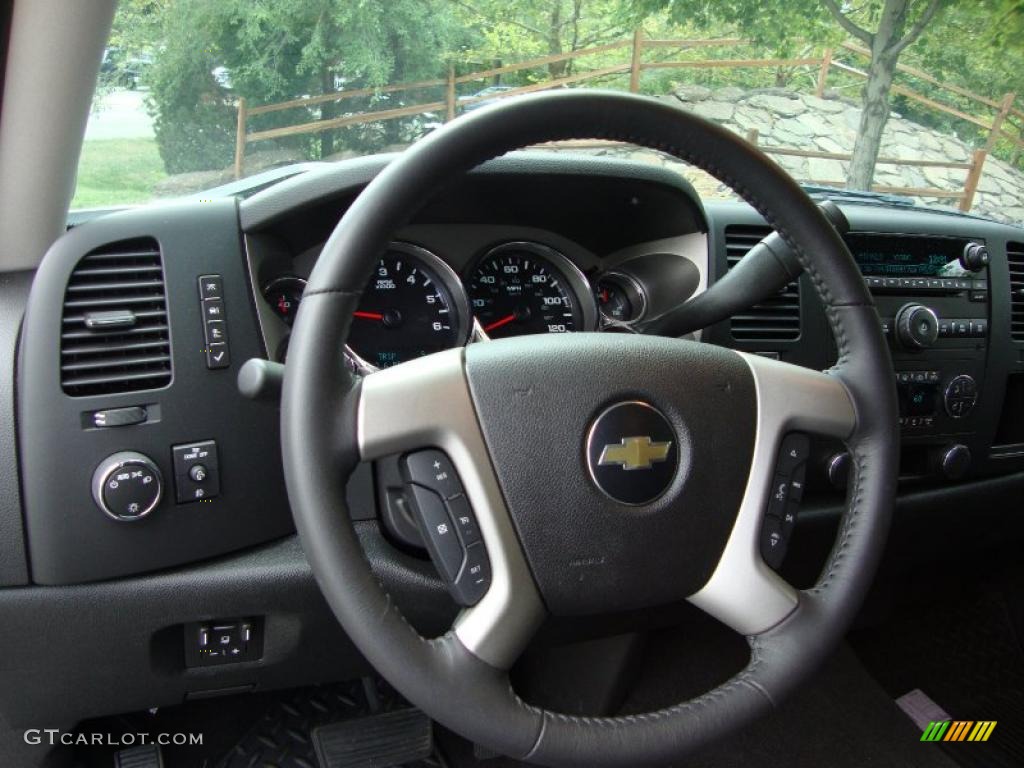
[921,720,997,742]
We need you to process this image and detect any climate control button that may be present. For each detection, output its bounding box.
[92,451,162,521]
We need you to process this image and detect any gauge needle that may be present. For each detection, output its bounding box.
[483,314,517,333]
[353,311,384,320]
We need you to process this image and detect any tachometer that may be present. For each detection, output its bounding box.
[347,242,470,369]
[467,242,596,338]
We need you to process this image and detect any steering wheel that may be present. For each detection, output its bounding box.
[281,91,897,767]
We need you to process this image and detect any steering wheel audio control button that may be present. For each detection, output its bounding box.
[776,433,810,474]
[407,484,465,583]
[761,432,810,571]
[760,516,787,570]
[402,449,464,499]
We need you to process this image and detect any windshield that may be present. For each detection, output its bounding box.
[75,1,1024,224]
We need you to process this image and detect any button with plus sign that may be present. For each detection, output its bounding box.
[402,449,464,499]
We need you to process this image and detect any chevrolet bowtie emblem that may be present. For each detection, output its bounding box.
[598,436,672,471]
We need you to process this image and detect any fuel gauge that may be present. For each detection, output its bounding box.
[596,274,645,323]
[263,276,307,326]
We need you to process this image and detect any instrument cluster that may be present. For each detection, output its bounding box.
[261,238,649,369]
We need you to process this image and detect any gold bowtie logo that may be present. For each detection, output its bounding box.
[598,436,672,471]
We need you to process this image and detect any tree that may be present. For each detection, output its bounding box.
[140,0,461,171]
[453,0,630,78]
[632,0,950,190]
[821,0,945,188]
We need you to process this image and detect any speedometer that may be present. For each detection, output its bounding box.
[347,242,471,369]
[467,242,597,338]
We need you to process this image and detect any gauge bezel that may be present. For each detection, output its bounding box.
[262,275,309,327]
[596,271,648,325]
[345,241,473,373]
[465,240,599,336]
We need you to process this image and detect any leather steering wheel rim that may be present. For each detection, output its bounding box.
[281,91,898,767]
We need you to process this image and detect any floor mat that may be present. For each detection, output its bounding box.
[217,679,445,768]
[852,589,1024,768]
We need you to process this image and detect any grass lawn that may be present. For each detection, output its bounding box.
[72,138,167,209]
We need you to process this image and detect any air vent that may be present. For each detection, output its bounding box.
[725,225,801,341]
[1009,242,1024,342]
[60,238,172,396]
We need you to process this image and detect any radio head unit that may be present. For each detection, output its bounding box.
[846,233,979,278]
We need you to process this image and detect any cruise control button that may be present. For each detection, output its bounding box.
[407,484,464,582]
[446,495,481,546]
[402,449,464,499]
[454,543,491,606]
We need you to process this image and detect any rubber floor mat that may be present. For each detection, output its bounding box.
[851,590,1024,768]
[217,679,446,768]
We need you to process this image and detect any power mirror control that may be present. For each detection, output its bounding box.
[91,451,163,522]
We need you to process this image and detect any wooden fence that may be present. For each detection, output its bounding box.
[233,32,1023,213]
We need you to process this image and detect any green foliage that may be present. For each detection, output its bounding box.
[115,0,1024,180]
[72,139,167,208]
[452,0,632,76]
[140,0,461,170]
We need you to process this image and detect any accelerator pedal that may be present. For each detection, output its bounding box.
[113,744,163,768]
[313,707,433,768]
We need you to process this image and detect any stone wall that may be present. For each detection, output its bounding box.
[568,86,1024,225]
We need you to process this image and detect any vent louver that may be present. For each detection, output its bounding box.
[725,225,801,341]
[60,238,172,396]
[1009,242,1024,342]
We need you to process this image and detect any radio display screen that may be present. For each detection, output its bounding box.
[845,234,968,277]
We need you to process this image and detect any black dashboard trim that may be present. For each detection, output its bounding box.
[239,151,705,233]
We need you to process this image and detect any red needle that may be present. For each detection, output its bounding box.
[483,313,516,333]
[353,311,384,320]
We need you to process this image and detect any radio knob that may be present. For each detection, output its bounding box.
[826,452,852,490]
[960,243,990,272]
[91,451,163,522]
[937,444,971,480]
[895,303,939,350]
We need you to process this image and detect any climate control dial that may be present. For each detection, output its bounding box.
[943,374,978,419]
[91,451,163,521]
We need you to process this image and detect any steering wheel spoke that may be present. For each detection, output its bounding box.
[689,353,856,636]
[358,348,545,669]
[282,91,898,766]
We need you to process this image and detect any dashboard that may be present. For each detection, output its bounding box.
[12,152,1024,587]
[4,150,1024,730]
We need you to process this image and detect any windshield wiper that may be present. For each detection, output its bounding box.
[800,183,915,207]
